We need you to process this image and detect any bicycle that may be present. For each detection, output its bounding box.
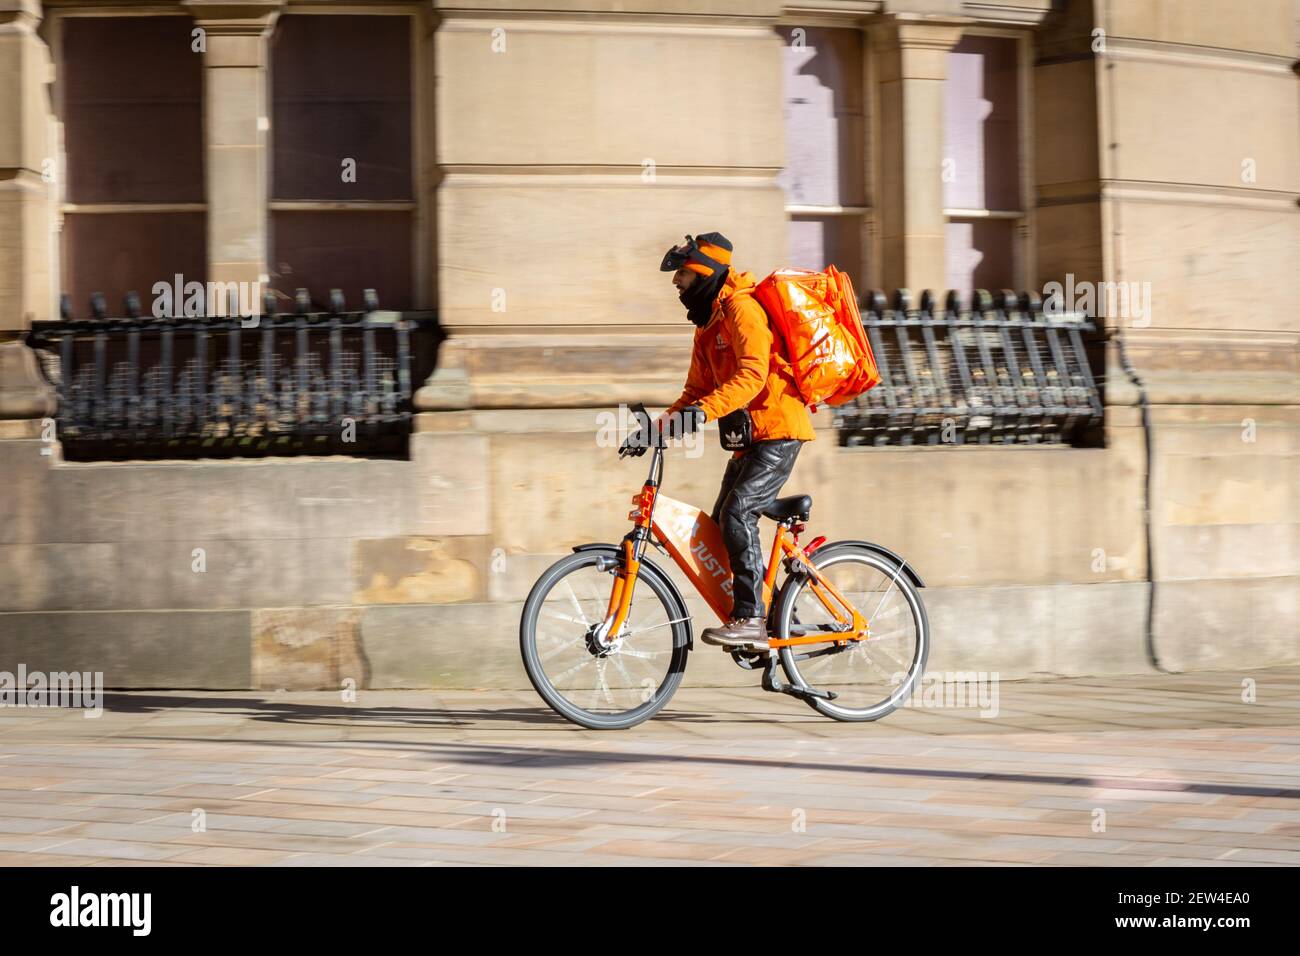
[520,404,930,729]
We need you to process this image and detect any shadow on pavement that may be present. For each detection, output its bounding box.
[95,692,1300,803]
[98,691,724,728]
[118,731,1300,802]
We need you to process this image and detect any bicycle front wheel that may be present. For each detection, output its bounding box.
[520,549,691,730]
[774,544,929,722]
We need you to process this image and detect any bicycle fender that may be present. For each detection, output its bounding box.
[815,540,926,588]
[569,543,695,650]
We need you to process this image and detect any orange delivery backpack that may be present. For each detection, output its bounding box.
[752,265,882,410]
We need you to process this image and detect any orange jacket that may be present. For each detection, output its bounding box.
[663,270,816,445]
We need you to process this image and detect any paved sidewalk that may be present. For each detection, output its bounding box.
[1,667,1298,866]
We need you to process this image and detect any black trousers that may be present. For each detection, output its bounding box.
[709,438,804,620]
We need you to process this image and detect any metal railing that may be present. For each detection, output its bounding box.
[25,284,1100,456]
[835,289,1103,446]
[26,289,438,460]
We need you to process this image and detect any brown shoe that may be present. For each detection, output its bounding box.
[700,617,769,650]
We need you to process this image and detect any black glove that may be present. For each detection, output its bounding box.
[664,405,706,439]
[619,428,650,458]
[618,408,654,458]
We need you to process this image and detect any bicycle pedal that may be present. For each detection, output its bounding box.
[728,649,768,671]
[718,640,769,653]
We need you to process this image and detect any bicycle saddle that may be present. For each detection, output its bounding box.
[762,494,812,522]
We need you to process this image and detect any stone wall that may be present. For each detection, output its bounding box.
[2,347,1296,689]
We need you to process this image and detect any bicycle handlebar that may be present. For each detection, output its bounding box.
[618,402,666,459]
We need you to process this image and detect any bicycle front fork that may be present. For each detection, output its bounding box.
[591,536,642,647]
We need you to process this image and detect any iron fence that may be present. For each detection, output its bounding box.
[835,289,1104,446]
[25,285,1102,457]
[26,289,438,460]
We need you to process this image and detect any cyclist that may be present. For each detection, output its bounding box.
[621,232,815,650]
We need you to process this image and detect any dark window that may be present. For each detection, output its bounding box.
[271,15,412,202]
[270,210,412,313]
[62,213,207,316]
[61,16,206,311]
[269,14,414,310]
[63,17,204,203]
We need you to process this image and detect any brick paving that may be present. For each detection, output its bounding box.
[0,667,1298,866]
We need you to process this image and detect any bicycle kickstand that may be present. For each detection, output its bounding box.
[761,657,838,701]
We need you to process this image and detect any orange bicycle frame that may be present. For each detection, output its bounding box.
[596,432,867,649]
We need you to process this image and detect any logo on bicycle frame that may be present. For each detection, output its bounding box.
[690,539,733,596]
[662,508,733,597]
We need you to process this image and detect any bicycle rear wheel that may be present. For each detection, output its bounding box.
[774,544,928,721]
[520,549,691,730]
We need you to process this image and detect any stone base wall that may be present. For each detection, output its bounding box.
[3,353,1295,689]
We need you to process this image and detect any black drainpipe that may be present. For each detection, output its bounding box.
[1112,327,1167,672]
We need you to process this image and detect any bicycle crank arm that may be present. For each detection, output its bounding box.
[728,648,770,671]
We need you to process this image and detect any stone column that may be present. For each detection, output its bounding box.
[0,0,56,431]
[183,0,282,294]
[867,13,968,294]
[0,0,53,333]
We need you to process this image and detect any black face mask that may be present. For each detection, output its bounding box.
[678,266,728,328]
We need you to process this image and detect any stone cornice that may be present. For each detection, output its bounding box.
[180,0,283,28]
[0,0,42,30]
[866,13,973,50]
[959,0,1050,26]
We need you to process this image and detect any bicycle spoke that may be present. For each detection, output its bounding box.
[866,625,912,643]
[851,642,902,679]
[618,646,669,660]
[861,642,909,675]
[549,656,597,685]
[586,662,616,710]
[537,640,579,664]
[525,554,686,725]
[622,615,690,637]
[609,654,643,694]
[867,560,908,623]
[563,579,592,626]
[539,608,592,628]
[782,550,923,710]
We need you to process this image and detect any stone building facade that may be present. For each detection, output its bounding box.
[0,0,1296,688]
